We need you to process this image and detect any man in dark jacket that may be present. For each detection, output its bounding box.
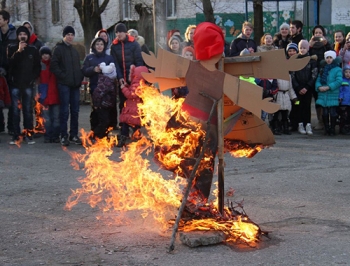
[50,26,84,146]
[110,23,143,128]
[0,10,17,134]
[289,20,304,45]
[229,21,257,57]
[7,26,41,144]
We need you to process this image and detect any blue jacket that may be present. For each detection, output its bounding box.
[110,35,143,82]
[82,37,117,94]
[316,63,343,107]
[339,78,350,106]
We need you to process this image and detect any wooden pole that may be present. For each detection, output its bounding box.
[217,58,225,215]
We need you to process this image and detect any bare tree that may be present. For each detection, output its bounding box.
[73,0,110,53]
[253,0,263,44]
[202,0,214,23]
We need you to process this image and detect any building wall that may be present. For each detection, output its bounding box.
[3,0,350,49]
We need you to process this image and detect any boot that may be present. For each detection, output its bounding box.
[314,107,324,130]
[116,135,127,147]
[322,115,330,135]
[282,121,291,135]
[330,116,337,136]
[271,120,281,135]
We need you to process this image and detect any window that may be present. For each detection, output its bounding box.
[123,0,132,19]
[166,0,176,18]
[51,0,60,24]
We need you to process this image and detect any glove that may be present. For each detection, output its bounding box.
[270,88,279,95]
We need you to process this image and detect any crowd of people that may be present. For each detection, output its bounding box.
[1,8,350,147]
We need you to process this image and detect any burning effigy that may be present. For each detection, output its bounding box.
[65,22,309,250]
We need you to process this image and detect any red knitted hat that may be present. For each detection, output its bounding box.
[193,22,224,60]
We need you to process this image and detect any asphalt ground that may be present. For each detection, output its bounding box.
[0,104,349,266]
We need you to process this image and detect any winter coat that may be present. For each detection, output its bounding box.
[0,24,17,73]
[92,74,116,109]
[0,76,11,108]
[309,40,332,69]
[39,58,60,105]
[119,66,148,126]
[7,42,41,89]
[289,33,304,45]
[229,33,257,57]
[22,20,43,50]
[339,78,350,106]
[291,54,318,94]
[273,33,291,51]
[110,34,144,82]
[255,78,278,98]
[339,48,350,66]
[50,40,84,88]
[316,60,343,107]
[82,37,117,94]
[275,77,297,112]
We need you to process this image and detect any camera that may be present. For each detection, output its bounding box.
[20,37,26,42]
[313,36,323,42]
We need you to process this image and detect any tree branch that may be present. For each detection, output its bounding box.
[98,0,110,14]
[74,0,83,17]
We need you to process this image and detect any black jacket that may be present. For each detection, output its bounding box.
[229,33,257,56]
[50,40,84,88]
[7,42,41,89]
[291,54,318,93]
[110,35,143,82]
[0,24,17,73]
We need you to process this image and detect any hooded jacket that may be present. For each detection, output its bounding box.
[315,57,343,107]
[229,33,257,56]
[94,29,111,55]
[50,39,84,88]
[22,21,43,50]
[110,34,144,82]
[7,28,41,89]
[82,37,117,94]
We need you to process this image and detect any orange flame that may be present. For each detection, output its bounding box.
[66,82,263,244]
[34,93,46,134]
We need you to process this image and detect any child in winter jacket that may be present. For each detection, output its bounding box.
[38,46,60,143]
[254,78,278,121]
[91,62,117,140]
[291,40,318,135]
[315,50,343,136]
[117,65,149,147]
[338,64,350,134]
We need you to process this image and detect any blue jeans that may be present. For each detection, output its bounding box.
[10,87,34,137]
[43,104,60,140]
[58,84,80,138]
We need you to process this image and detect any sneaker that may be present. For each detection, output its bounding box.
[69,135,82,145]
[24,135,35,144]
[298,123,306,134]
[9,136,20,145]
[305,123,313,135]
[61,136,70,146]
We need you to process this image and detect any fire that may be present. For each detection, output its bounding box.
[224,140,263,158]
[33,93,46,134]
[65,81,265,246]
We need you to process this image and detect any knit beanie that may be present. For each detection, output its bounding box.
[298,39,309,51]
[182,46,195,59]
[343,64,350,72]
[16,26,30,39]
[62,26,75,37]
[168,35,181,49]
[324,50,336,60]
[279,23,289,30]
[193,22,224,60]
[39,46,52,56]
[115,23,127,33]
[286,42,299,53]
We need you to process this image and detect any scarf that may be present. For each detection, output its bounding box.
[320,63,337,85]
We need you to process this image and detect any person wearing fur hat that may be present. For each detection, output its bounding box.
[273,22,291,51]
[290,39,318,135]
[50,25,84,146]
[22,20,43,50]
[7,25,41,144]
[82,37,117,140]
[315,50,343,136]
[110,22,143,129]
[338,64,350,134]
